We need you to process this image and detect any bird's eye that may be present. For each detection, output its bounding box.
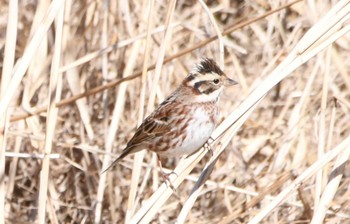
[213,79,220,84]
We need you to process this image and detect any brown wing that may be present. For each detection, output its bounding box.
[101,96,176,173]
[126,113,170,148]
[101,111,171,173]
[125,95,176,148]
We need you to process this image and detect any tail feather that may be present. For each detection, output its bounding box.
[101,145,143,174]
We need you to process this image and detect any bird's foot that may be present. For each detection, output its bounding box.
[159,170,177,191]
[157,154,177,190]
[204,137,214,156]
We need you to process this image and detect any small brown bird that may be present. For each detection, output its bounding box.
[103,58,237,177]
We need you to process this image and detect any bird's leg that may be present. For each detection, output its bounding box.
[185,137,215,159]
[203,137,214,156]
[157,155,176,190]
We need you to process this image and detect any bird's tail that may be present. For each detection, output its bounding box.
[101,145,142,174]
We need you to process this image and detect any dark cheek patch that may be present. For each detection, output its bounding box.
[194,81,205,89]
[194,80,220,95]
[202,87,217,95]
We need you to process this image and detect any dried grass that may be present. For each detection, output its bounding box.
[1,0,350,223]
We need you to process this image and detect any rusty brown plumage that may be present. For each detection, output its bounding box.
[102,58,237,176]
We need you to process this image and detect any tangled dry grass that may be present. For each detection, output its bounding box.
[1,0,350,223]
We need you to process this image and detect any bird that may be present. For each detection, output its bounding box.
[102,58,237,180]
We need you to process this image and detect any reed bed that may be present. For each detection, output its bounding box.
[1,0,350,223]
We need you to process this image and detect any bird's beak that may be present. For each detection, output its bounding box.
[224,77,238,86]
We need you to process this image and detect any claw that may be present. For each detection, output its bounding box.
[159,170,177,190]
[204,137,214,156]
[185,137,215,159]
[157,155,177,190]
[208,137,214,143]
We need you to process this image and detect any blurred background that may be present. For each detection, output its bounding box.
[1,0,350,223]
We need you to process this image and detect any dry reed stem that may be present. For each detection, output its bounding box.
[310,98,338,223]
[314,44,331,210]
[94,0,111,221]
[198,0,224,67]
[0,0,65,121]
[0,1,18,223]
[249,135,350,224]
[37,3,64,223]
[125,1,155,222]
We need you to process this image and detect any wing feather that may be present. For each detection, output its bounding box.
[102,92,179,173]
[126,113,171,147]
[124,96,177,148]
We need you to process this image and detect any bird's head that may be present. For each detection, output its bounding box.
[183,58,237,102]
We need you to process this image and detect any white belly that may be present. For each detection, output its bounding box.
[161,107,216,157]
